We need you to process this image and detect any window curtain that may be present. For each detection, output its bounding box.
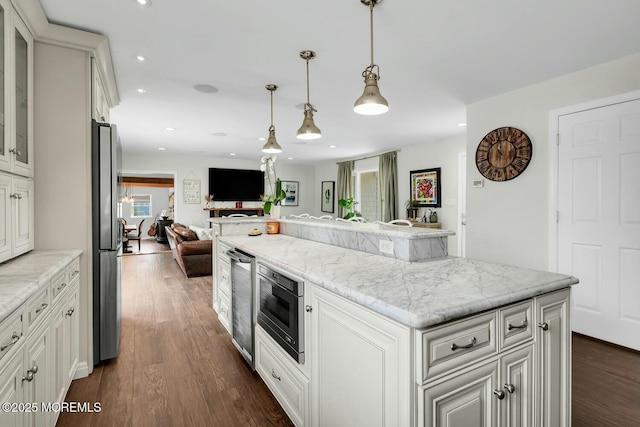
[336,160,354,218]
[379,151,398,222]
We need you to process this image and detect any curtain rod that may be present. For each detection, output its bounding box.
[336,149,400,164]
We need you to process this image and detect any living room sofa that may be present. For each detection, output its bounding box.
[165,223,212,277]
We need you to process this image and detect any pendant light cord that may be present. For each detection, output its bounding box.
[306,58,311,106]
[270,90,274,129]
[369,1,374,67]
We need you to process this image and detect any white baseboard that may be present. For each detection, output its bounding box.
[73,361,90,379]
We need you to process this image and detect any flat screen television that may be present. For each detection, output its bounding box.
[208,168,265,201]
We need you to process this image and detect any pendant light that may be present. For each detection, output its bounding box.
[262,84,283,154]
[296,50,322,140]
[353,0,389,115]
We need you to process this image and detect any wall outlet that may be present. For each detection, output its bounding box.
[379,239,394,255]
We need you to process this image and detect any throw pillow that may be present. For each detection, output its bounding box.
[174,226,197,241]
[189,225,214,241]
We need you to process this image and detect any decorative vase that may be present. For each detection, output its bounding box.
[270,205,281,219]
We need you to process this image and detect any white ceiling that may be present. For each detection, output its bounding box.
[38,0,640,164]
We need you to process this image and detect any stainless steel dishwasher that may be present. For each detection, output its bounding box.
[226,248,256,369]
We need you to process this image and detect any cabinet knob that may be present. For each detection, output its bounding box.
[504,383,515,394]
[10,193,22,199]
[66,307,75,316]
[9,147,21,156]
[305,305,313,313]
[537,322,549,331]
[493,389,505,400]
[21,364,38,382]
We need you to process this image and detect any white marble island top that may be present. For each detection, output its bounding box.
[0,249,82,323]
[220,234,578,329]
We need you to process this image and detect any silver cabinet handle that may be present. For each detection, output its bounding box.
[1,333,20,351]
[35,303,48,314]
[305,305,312,312]
[508,320,528,330]
[66,307,75,316]
[9,147,21,156]
[57,282,67,292]
[493,389,505,400]
[22,364,38,382]
[271,369,281,381]
[10,193,22,199]
[451,336,477,351]
[504,383,515,394]
[537,322,549,331]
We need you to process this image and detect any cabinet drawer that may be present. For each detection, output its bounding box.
[499,300,533,350]
[256,326,307,426]
[27,287,50,333]
[417,311,497,384]
[51,270,68,302]
[218,292,232,334]
[0,309,24,363]
[66,258,80,284]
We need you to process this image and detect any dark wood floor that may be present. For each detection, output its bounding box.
[57,252,640,427]
[572,333,640,426]
[57,252,293,427]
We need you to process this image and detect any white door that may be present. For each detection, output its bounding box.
[558,98,640,350]
[458,152,467,257]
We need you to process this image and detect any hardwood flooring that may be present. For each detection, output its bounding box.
[57,252,293,427]
[572,333,640,426]
[56,251,640,427]
[122,238,171,255]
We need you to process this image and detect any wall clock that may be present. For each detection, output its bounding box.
[475,127,532,182]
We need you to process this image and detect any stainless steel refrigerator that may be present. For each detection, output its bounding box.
[91,120,122,364]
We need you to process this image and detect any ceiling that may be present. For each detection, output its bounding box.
[38,0,640,164]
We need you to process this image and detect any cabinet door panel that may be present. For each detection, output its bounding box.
[0,173,11,261]
[11,13,33,176]
[420,360,498,427]
[0,349,24,427]
[24,324,51,427]
[12,176,32,254]
[500,345,533,427]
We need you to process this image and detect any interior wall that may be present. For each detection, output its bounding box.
[397,135,466,256]
[122,152,315,226]
[466,53,640,270]
[121,186,172,237]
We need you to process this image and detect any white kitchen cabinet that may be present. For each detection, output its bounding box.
[23,322,51,427]
[0,172,33,263]
[308,284,411,427]
[91,58,109,123]
[217,241,232,334]
[0,2,33,178]
[0,348,24,427]
[535,288,571,427]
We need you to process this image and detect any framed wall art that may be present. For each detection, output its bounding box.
[281,180,299,206]
[321,181,335,213]
[183,178,201,204]
[410,168,441,208]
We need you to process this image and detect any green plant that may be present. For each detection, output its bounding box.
[262,178,286,214]
[338,197,358,219]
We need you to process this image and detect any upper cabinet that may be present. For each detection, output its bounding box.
[92,58,110,123]
[0,0,33,177]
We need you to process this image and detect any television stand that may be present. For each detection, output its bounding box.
[205,207,264,218]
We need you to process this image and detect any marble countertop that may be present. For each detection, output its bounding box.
[219,234,578,329]
[0,249,82,323]
[208,217,268,225]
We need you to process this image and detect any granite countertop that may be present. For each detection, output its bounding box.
[219,234,578,329]
[279,217,455,239]
[0,249,83,323]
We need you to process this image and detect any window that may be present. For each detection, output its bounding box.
[131,194,152,218]
[354,169,380,222]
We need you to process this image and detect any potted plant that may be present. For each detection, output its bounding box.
[338,197,358,220]
[263,178,286,218]
[405,199,419,220]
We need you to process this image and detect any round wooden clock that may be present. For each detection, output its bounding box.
[475,127,532,182]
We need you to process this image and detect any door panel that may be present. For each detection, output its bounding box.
[558,98,640,350]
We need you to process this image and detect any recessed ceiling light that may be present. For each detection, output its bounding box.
[136,0,151,6]
[135,55,146,62]
[329,145,337,148]
[258,137,266,141]
[230,153,237,156]
[165,127,176,131]
[212,132,227,137]
[457,122,467,127]
[287,157,294,160]
[158,147,166,151]
[194,84,219,94]
[136,88,146,94]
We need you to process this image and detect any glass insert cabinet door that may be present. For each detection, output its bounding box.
[14,23,28,166]
[0,4,5,159]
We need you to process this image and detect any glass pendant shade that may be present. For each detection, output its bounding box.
[353,72,389,115]
[262,126,282,153]
[296,107,322,140]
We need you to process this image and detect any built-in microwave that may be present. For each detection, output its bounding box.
[256,263,304,364]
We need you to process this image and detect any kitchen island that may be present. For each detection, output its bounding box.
[218,231,578,427]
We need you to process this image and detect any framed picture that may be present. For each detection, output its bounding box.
[183,178,201,204]
[410,168,441,207]
[321,181,335,213]
[281,181,299,206]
